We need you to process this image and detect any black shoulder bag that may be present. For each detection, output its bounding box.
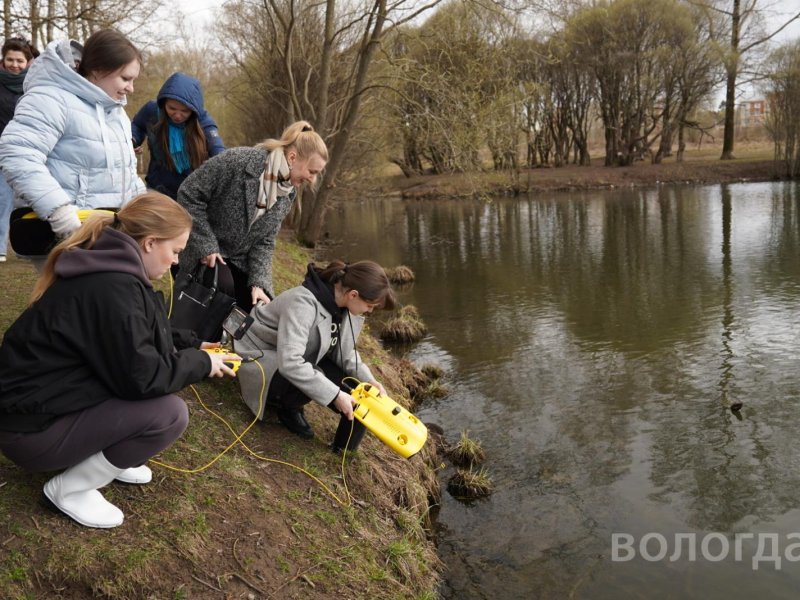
[169,264,236,342]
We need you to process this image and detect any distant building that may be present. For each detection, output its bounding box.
[736,98,769,128]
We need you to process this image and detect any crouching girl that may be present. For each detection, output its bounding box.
[0,193,237,528]
[236,260,395,453]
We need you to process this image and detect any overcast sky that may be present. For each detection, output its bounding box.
[175,0,224,30]
[175,0,800,42]
[168,0,796,104]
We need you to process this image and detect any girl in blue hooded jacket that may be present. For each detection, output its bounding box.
[131,72,225,199]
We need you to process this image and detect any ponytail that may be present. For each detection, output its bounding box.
[315,259,396,310]
[30,193,192,304]
[258,120,328,163]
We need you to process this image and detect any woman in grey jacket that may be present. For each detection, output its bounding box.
[0,30,145,246]
[177,120,327,313]
[235,260,396,452]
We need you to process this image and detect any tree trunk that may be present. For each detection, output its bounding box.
[316,0,336,132]
[604,126,617,166]
[29,0,40,49]
[67,0,78,38]
[4,0,11,39]
[720,66,738,160]
[676,123,686,162]
[46,0,54,42]
[720,0,740,160]
[296,0,388,246]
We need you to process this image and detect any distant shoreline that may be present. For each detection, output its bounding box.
[378,159,789,200]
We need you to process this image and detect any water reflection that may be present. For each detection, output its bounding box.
[322,181,800,599]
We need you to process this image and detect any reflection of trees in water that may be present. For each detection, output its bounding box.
[397,187,734,361]
[719,184,735,411]
[546,186,722,351]
[645,408,795,532]
[641,182,800,531]
[760,181,800,290]
[400,199,555,365]
[394,184,800,534]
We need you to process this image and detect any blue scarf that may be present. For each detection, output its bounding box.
[168,121,190,174]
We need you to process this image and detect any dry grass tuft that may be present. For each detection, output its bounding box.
[447,430,486,467]
[447,468,494,500]
[385,265,415,284]
[381,305,427,343]
[419,363,444,379]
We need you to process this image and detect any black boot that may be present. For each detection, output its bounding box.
[331,417,367,453]
[277,408,315,439]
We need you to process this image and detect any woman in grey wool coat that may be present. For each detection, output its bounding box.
[177,120,327,313]
[235,260,396,452]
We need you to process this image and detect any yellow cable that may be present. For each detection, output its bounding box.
[166,268,174,319]
[149,359,357,507]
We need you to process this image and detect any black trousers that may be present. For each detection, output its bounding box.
[267,358,367,450]
[0,394,189,472]
[215,261,255,314]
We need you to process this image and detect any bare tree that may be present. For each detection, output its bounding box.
[544,33,594,166]
[654,4,721,163]
[764,40,800,177]
[385,3,518,176]
[218,0,446,246]
[566,0,688,166]
[692,0,800,159]
[1,0,167,47]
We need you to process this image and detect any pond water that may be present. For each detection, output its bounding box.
[320,181,800,599]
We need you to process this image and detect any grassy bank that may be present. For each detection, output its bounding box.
[0,239,442,599]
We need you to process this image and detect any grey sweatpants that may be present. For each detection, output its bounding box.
[0,395,189,472]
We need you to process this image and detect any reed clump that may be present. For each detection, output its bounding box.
[385,265,416,284]
[381,305,427,343]
[420,363,444,379]
[447,467,493,500]
[447,430,486,467]
[422,378,449,399]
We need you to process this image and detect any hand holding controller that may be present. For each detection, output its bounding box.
[202,347,242,375]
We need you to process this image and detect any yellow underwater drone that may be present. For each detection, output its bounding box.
[350,381,428,459]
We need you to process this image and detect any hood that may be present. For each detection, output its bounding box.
[24,39,124,109]
[302,263,344,323]
[54,228,151,287]
[157,72,204,115]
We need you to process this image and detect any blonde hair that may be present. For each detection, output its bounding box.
[258,120,329,163]
[31,192,192,303]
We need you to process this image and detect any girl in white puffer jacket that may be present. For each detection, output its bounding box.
[0,29,145,245]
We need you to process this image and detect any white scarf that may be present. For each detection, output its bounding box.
[255,148,294,222]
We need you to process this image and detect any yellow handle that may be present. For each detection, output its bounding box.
[20,208,115,222]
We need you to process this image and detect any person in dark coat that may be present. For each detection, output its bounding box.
[0,192,238,529]
[131,72,225,199]
[0,37,38,262]
[177,120,327,313]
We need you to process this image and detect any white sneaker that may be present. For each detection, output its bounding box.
[0,255,6,262]
[115,464,152,484]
